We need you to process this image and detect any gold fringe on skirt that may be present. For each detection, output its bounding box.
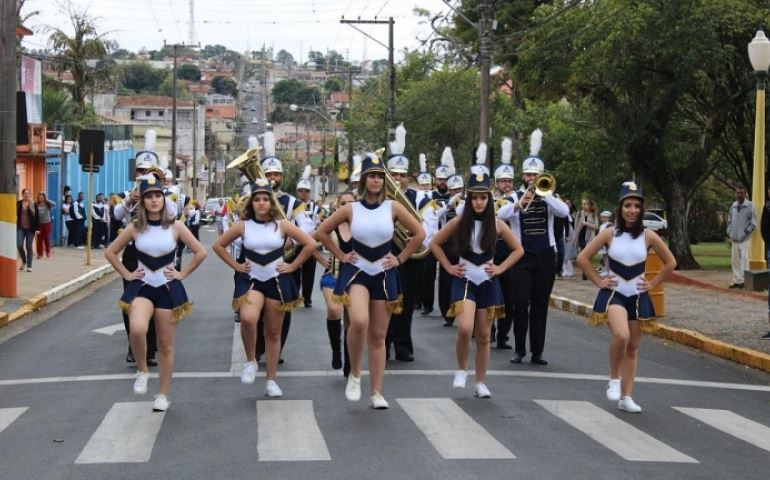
[118,300,193,324]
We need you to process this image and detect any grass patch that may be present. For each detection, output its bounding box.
[691,241,731,269]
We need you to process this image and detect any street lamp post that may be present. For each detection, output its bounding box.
[290,103,334,195]
[748,29,770,270]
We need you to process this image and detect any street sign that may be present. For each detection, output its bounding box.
[81,165,100,173]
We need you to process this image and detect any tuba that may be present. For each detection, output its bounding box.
[227,147,300,259]
[373,148,431,260]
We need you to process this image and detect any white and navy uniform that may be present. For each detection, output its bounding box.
[420,189,451,318]
[489,192,519,347]
[591,230,655,322]
[447,220,505,319]
[500,188,569,358]
[387,188,432,357]
[91,201,107,248]
[333,200,401,310]
[119,220,191,322]
[434,193,464,323]
[292,199,323,306]
[232,219,301,311]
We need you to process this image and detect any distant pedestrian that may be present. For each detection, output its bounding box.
[759,185,770,339]
[186,201,201,241]
[597,210,614,276]
[577,181,676,413]
[91,193,108,248]
[215,198,227,236]
[726,185,756,289]
[17,188,38,272]
[572,198,598,280]
[35,192,55,258]
[62,194,75,247]
[73,192,86,249]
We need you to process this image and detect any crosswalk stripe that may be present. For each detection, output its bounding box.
[75,402,165,464]
[674,407,770,453]
[0,407,28,435]
[231,323,247,374]
[257,400,331,461]
[536,400,697,463]
[397,398,516,460]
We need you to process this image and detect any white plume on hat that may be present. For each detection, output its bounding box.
[439,147,455,177]
[301,165,311,180]
[159,154,169,169]
[529,129,543,157]
[389,123,406,156]
[419,153,427,173]
[248,135,259,150]
[501,137,512,165]
[144,129,157,152]
[470,143,490,176]
[297,165,312,191]
[350,154,363,183]
[263,131,276,158]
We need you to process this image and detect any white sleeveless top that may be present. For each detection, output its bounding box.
[134,223,177,287]
[243,219,285,281]
[607,230,647,297]
[459,220,493,285]
[350,200,394,275]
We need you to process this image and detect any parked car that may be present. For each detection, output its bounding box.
[251,117,258,124]
[202,198,221,225]
[643,211,667,232]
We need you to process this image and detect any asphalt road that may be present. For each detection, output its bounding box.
[1,228,769,479]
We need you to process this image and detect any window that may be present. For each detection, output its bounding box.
[130,111,136,120]
[158,110,164,117]
[145,110,151,117]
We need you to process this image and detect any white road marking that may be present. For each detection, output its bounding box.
[256,400,331,461]
[231,323,247,374]
[536,400,697,463]
[674,407,770,453]
[398,398,515,460]
[0,370,769,393]
[0,407,28,434]
[75,402,165,463]
[91,322,125,336]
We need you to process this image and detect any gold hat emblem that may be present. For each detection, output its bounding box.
[148,176,156,185]
[627,181,638,191]
[476,174,484,182]
[372,157,380,164]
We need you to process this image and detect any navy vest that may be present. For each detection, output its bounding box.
[519,196,550,254]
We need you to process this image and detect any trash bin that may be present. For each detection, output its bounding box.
[645,250,665,317]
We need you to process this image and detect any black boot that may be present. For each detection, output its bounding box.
[327,319,342,370]
[343,329,350,377]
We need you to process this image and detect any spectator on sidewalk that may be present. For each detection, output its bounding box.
[186,201,201,241]
[572,198,598,279]
[35,192,55,258]
[73,192,86,249]
[91,193,108,248]
[760,185,770,339]
[562,197,577,277]
[597,210,614,276]
[727,185,756,289]
[17,188,38,272]
[62,194,75,247]
[215,198,227,236]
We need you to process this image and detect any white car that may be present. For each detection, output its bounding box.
[251,117,258,124]
[643,212,667,232]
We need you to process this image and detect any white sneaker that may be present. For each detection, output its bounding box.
[133,371,149,395]
[453,370,467,389]
[473,383,492,398]
[152,394,170,412]
[240,360,258,384]
[345,375,361,402]
[606,379,621,401]
[618,396,642,413]
[265,380,283,398]
[370,391,389,410]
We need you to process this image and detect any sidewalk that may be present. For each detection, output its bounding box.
[0,246,115,326]
[552,266,770,367]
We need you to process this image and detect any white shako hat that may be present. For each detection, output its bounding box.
[522,128,545,174]
[350,154,363,184]
[435,146,455,180]
[386,123,408,174]
[135,129,159,169]
[296,165,312,191]
[469,142,490,177]
[261,131,283,174]
[417,153,432,185]
[494,137,514,180]
[447,174,464,190]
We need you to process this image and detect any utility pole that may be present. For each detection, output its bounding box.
[166,42,198,195]
[340,17,395,144]
[478,0,494,162]
[192,92,197,200]
[1,0,18,296]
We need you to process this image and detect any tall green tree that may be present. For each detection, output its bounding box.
[514,0,770,268]
[47,3,113,123]
[211,75,238,97]
[177,63,201,82]
[121,62,167,92]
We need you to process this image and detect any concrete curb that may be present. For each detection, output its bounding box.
[549,294,770,374]
[1,265,115,327]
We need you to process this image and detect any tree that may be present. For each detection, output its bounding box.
[276,49,296,67]
[211,75,238,97]
[177,63,201,82]
[47,3,113,123]
[271,79,321,105]
[324,77,344,93]
[42,78,75,129]
[307,50,325,68]
[201,44,228,59]
[121,62,167,92]
[514,0,770,268]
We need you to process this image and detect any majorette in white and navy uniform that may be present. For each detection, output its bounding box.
[490,137,516,349]
[118,176,191,323]
[591,182,655,324]
[386,124,424,359]
[416,153,440,316]
[232,179,302,312]
[446,174,505,320]
[333,154,402,313]
[433,147,459,323]
[498,129,569,364]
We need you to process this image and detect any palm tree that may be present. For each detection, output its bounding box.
[47,3,112,126]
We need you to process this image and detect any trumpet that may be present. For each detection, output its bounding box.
[522,172,556,213]
[372,147,431,260]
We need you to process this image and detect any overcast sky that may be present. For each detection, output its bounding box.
[22,0,454,64]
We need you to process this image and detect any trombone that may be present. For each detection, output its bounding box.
[521,172,556,213]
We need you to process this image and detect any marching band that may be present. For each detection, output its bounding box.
[106,124,674,414]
